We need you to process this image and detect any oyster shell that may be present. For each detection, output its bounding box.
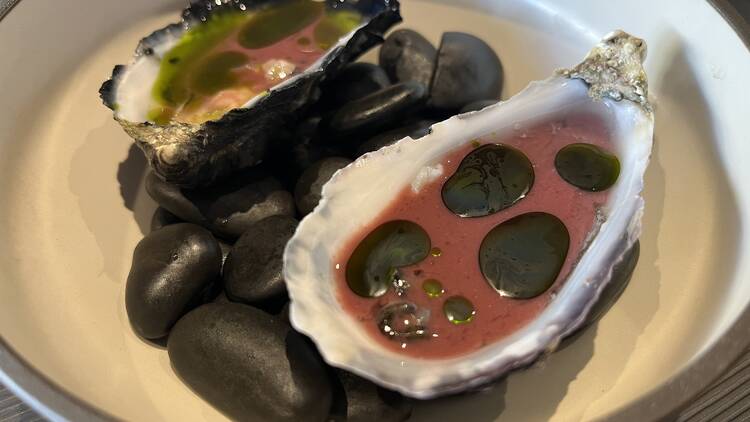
[99,0,401,187]
[283,31,653,398]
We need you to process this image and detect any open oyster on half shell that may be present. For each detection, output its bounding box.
[283,31,653,398]
[100,0,401,187]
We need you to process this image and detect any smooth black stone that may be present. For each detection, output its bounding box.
[294,157,352,215]
[168,303,332,422]
[429,32,503,111]
[323,63,391,107]
[329,370,412,422]
[213,291,232,304]
[291,115,325,150]
[218,240,232,266]
[264,114,342,190]
[287,142,345,184]
[145,171,295,240]
[145,173,205,224]
[277,301,290,323]
[126,224,222,339]
[223,216,299,310]
[459,99,498,114]
[379,29,437,87]
[355,119,435,157]
[150,207,182,232]
[328,82,428,136]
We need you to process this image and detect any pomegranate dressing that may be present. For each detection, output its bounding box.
[334,113,621,359]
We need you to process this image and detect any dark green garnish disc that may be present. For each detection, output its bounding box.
[422,279,444,298]
[479,212,570,299]
[443,296,475,324]
[346,221,431,298]
[554,143,620,191]
[442,144,534,218]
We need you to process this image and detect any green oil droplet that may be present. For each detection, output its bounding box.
[479,212,569,299]
[444,296,475,324]
[151,11,249,111]
[554,143,620,192]
[191,51,248,96]
[442,144,534,218]
[470,140,481,148]
[238,0,324,49]
[297,36,311,46]
[313,10,362,50]
[346,221,431,298]
[422,279,444,298]
[430,247,442,257]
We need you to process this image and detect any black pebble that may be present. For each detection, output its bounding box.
[168,303,333,422]
[150,207,181,232]
[459,99,498,114]
[286,141,345,186]
[294,157,352,215]
[145,173,204,223]
[295,115,325,146]
[324,63,391,107]
[145,171,295,240]
[379,29,437,88]
[126,224,222,339]
[223,216,299,311]
[277,301,290,323]
[329,370,412,422]
[355,119,435,157]
[429,32,502,111]
[328,82,428,136]
[213,291,232,304]
[218,240,232,266]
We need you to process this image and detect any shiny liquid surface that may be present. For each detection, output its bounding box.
[147,0,362,124]
[335,113,614,359]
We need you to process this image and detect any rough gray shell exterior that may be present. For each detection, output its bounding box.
[99,0,401,187]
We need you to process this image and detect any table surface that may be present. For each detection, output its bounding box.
[2,0,750,421]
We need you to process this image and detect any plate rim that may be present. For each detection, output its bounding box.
[0,0,747,421]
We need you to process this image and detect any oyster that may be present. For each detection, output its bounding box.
[283,31,653,397]
[100,0,401,187]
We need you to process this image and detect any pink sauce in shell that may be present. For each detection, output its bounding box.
[333,113,614,359]
[175,18,329,122]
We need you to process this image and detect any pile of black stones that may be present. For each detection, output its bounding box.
[127,29,503,421]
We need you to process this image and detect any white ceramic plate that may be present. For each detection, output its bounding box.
[1,0,749,421]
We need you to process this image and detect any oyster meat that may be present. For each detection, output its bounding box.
[284,31,653,397]
[100,0,401,187]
